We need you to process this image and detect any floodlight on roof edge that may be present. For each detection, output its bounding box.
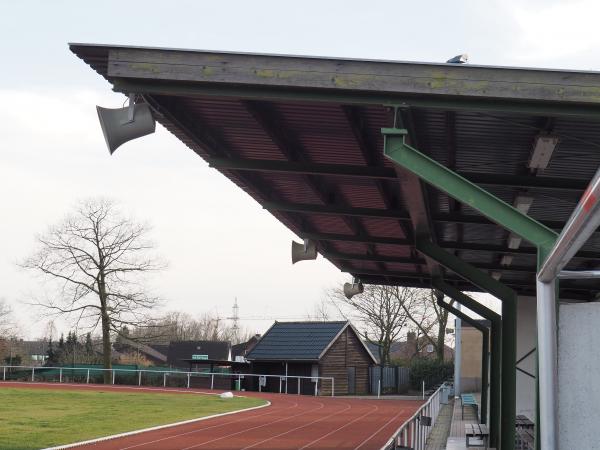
[343,278,364,299]
[446,54,469,64]
[528,134,559,170]
[291,239,317,264]
[96,94,156,154]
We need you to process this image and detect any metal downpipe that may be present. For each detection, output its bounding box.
[536,279,558,450]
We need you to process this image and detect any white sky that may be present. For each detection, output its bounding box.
[1,0,598,339]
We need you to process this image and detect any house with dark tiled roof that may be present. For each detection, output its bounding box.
[246,321,376,395]
[167,341,231,369]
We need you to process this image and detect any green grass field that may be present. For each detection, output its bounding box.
[0,387,266,450]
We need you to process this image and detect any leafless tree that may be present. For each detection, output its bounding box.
[329,284,416,365]
[20,198,164,382]
[305,298,333,322]
[129,311,254,345]
[0,298,14,335]
[402,290,453,361]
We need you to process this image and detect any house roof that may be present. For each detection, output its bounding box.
[69,43,600,301]
[167,340,230,366]
[246,321,376,362]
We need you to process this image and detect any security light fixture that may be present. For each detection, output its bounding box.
[500,255,514,266]
[446,54,468,64]
[291,238,317,264]
[491,271,502,281]
[528,134,559,170]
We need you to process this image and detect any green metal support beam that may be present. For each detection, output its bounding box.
[435,293,490,425]
[418,239,516,450]
[434,279,502,447]
[382,124,560,450]
[382,127,558,253]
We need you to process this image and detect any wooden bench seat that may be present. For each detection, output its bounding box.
[465,423,489,448]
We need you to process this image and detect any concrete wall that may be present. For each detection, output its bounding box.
[516,295,537,420]
[558,302,600,450]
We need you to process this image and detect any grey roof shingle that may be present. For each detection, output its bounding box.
[246,321,348,361]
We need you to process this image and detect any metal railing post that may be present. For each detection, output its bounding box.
[279,377,282,394]
[138,370,142,386]
[298,377,300,395]
[112,369,115,385]
[331,378,334,397]
[187,373,190,389]
[31,367,35,382]
[59,368,62,383]
[87,369,90,384]
[315,379,318,397]
[2,366,5,381]
[163,372,167,387]
[211,374,214,390]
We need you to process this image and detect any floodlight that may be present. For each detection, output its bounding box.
[96,95,156,154]
[291,239,317,264]
[528,135,559,170]
[446,54,469,64]
[500,255,513,266]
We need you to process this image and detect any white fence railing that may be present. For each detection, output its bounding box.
[380,382,449,450]
[0,365,335,397]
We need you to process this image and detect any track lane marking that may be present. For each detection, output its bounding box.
[241,402,353,449]
[298,403,380,449]
[117,400,299,450]
[354,408,406,450]
[180,400,326,450]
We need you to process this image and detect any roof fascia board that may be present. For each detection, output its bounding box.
[105,47,600,107]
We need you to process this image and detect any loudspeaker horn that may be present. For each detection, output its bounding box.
[96,102,156,154]
[291,239,317,264]
[343,281,364,299]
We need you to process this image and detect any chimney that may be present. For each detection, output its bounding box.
[406,331,416,344]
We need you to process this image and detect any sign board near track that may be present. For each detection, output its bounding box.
[192,354,208,360]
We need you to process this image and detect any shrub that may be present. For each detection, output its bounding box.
[409,358,453,390]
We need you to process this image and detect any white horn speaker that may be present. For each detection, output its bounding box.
[96,102,156,154]
[343,281,364,299]
[291,239,317,264]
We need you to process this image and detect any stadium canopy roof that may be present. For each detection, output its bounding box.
[70,43,600,301]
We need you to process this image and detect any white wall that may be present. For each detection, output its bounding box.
[516,295,537,420]
[558,302,600,449]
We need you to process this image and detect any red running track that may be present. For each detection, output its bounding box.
[2,382,422,450]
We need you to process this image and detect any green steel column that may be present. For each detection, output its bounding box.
[434,279,502,447]
[420,239,516,450]
[435,293,490,425]
[382,124,559,450]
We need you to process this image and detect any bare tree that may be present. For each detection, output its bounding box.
[305,298,333,322]
[130,311,254,345]
[21,199,163,382]
[329,284,415,365]
[0,298,14,335]
[402,290,453,361]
